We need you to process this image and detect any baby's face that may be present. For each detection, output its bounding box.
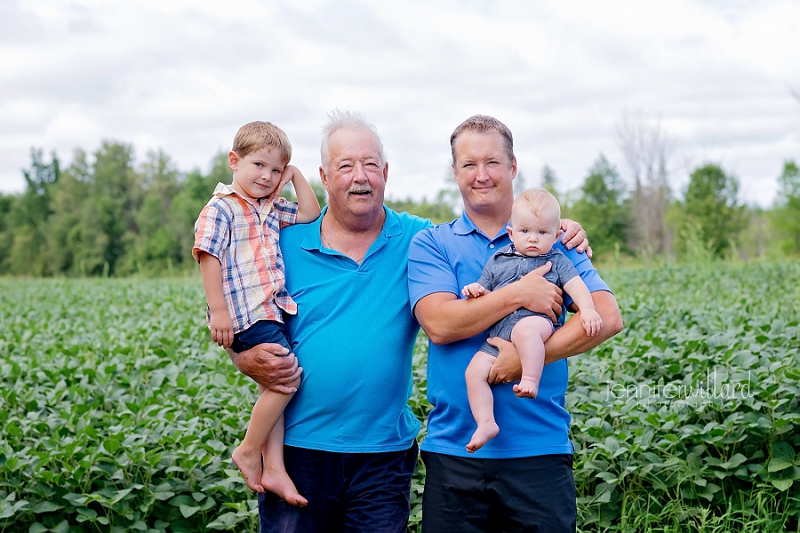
[507,207,559,257]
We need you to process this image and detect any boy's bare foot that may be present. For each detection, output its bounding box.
[260,467,308,507]
[466,422,499,453]
[232,446,264,493]
[514,377,539,398]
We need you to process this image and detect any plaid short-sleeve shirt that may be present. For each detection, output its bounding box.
[193,183,299,333]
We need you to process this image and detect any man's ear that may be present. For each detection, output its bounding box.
[319,166,329,189]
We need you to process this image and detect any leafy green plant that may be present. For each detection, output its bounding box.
[1,261,798,532]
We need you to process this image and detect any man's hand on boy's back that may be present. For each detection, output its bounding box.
[229,343,303,394]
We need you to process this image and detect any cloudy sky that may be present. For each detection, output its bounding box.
[2,0,799,206]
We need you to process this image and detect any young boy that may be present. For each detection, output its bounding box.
[192,121,320,505]
[461,187,602,453]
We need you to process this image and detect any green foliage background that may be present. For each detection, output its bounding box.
[1,261,798,532]
[1,144,798,278]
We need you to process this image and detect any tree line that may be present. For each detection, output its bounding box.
[0,141,798,277]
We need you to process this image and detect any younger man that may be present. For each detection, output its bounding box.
[461,188,602,452]
[193,121,320,505]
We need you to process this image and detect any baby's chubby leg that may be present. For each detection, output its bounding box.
[465,351,500,453]
[510,316,554,399]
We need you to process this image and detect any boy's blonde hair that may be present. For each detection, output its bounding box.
[231,121,292,163]
[513,187,561,229]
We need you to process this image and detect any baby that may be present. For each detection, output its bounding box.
[462,187,602,452]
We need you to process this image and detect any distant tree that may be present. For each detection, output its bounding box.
[385,197,456,224]
[771,160,800,255]
[46,149,91,274]
[0,193,15,273]
[680,163,745,258]
[569,155,632,258]
[540,165,558,198]
[91,142,143,275]
[7,149,60,275]
[514,170,528,195]
[436,172,463,216]
[281,179,327,209]
[616,111,672,258]
[120,150,183,274]
[311,181,328,208]
[738,206,770,260]
[168,152,229,267]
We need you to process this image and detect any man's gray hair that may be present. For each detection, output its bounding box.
[320,109,387,170]
[450,114,515,166]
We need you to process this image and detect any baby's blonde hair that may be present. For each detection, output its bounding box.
[512,187,561,229]
[232,121,292,163]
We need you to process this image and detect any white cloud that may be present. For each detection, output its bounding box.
[0,0,798,209]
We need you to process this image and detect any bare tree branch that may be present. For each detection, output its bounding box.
[615,110,674,258]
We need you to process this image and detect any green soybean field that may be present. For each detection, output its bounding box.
[1,261,799,532]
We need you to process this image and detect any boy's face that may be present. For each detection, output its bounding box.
[228,146,286,200]
[507,204,560,258]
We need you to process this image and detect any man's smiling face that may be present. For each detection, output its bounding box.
[452,129,516,216]
[321,127,388,220]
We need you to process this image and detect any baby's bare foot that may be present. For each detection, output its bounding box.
[232,446,264,493]
[514,378,539,399]
[466,422,499,453]
[261,467,308,507]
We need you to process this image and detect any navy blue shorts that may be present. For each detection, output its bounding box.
[421,451,576,533]
[229,319,291,354]
[259,443,418,533]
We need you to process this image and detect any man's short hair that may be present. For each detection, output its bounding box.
[513,187,561,229]
[450,114,514,166]
[320,109,386,171]
[232,121,292,163]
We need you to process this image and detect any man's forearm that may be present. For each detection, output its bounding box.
[543,290,622,364]
[415,288,533,345]
[415,266,563,345]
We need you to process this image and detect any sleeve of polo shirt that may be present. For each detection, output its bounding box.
[273,197,299,229]
[556,244,611,308]
[408,227,460,311]
[192,202,230,263]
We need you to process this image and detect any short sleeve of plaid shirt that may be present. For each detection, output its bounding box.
[192,201,232,263]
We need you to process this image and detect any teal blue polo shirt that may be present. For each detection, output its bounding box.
[408,212,611,459]
[280,206,432,452]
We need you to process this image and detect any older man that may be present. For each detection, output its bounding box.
[232,110,430,532]
[408,115,623,533]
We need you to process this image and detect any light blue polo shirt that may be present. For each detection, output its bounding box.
[408,212,610,459]
[280,206,432,453]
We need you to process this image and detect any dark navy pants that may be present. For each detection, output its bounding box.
[421,451,576,533]
[259,443,418,533]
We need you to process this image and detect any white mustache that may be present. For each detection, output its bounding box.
[348,187,373,194]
